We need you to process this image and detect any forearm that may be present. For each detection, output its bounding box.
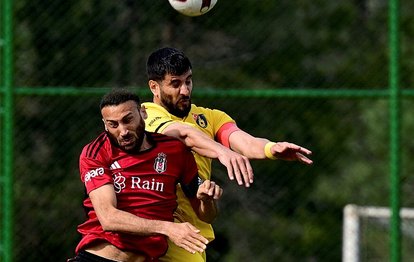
[163,123,224,158]
[197,200,218,224]
[98,208,173,236]
[229,133,269,159]
[190,180,222,223]
[100,207,208,254]
[229,131,313,164]
[89,185,177,239]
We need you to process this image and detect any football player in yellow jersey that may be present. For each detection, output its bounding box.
[143,47,313,262]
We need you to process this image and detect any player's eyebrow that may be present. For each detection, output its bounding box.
[169,74,192,85]
[104,112,134,123]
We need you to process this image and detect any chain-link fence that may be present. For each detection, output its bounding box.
[2,0,414,261]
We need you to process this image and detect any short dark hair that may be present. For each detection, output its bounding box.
[99,89,141,109]
[146,47,192,81]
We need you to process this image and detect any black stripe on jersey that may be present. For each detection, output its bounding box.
[86,132,107,159]
[155,120,173,133]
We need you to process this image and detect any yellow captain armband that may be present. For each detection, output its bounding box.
[264,142,277,160]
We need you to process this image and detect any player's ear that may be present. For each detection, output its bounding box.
[148,80,159,97]
[102,119,108,131]
[140,106,148,120]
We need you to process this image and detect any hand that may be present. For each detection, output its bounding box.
[271,142,313,165]
[197,180,223,202]
[165,222,209,254]
[217,147,254,187]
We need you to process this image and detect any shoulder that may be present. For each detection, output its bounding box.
[143,102,171,115]
[147,132,188,150]
[147,131,180,143]
[81,132,111,160]
[190,104,227,116]
[190,103,208,113]
[190,104,234,126]
[143,103,176,133]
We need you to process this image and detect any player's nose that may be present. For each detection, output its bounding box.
[119,124,129,136]
[180,84,190,96]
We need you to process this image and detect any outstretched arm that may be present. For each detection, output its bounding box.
[228,130,313,165]
[90,184,208,254]
[162,122,254,187]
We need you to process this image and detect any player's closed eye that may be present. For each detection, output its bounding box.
[122,116,134,124]
[107,121,118,128]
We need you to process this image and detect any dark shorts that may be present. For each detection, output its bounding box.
[67,250,118,262]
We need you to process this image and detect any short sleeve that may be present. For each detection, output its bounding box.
[143,102,175,133]
[79,147,113,194]
[216,122,240,148]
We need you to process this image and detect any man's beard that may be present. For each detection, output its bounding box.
[161,94,191,118]
[107,124,146,153]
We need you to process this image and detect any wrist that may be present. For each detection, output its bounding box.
[155,221,173,236]
[264,142,277,160]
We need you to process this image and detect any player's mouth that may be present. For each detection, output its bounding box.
[119,137,135,148]
[178,98,190,106]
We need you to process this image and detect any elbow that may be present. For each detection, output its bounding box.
[178,129,196,148]
[97,211,118,232]
[100,217,115,232]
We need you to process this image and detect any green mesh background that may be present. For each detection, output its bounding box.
[2,0,414,261]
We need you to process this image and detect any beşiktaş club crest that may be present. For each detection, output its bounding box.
[154,153,167,173]
[192,113,208,128]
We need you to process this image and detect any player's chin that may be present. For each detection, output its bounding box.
[119,140,136,151]
[178,102,191,113]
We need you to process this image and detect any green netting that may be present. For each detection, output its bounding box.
[2,0,414,261]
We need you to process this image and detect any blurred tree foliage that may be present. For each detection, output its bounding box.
[6,0,414,261]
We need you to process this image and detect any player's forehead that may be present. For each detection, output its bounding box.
[101,100,139,121]
[165,69,192,81]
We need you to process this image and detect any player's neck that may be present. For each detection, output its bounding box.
[139,133,153,152]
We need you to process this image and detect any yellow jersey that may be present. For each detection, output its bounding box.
[143,102,235,241]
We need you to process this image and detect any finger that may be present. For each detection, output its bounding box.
[298,146,312,155]
[231,159,244,186]
[180,241,204,254]
[213,185,223,199]
[197,181,212,198]
[207,181,216,196]
[182,238,207,253]
[302,149,312,155]
[185,227,209,246]
[183,235,208,253]
[296,153,313,165]
[244,158,254,184]
[289,143,312,155]
[191,233,209,246]
[235,158,250,187]
[185,223,201,234]
[202,180,211,189]
[225,163,235,181]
